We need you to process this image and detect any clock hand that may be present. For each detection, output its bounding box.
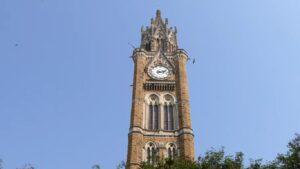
[157,70,166,74]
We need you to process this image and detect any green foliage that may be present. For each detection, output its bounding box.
[247,159,279,169]
[92,164,101,169]
[116,161,126,169]
[275,134,300,169]
[0,134,299,169]
[140,134,300,169]
[140,148,243,169]
[0,159,3,169]
[17,164,35,169]
[197,148,243,169]
[141,158,199,169]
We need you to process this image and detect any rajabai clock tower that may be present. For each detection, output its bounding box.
[126,10,195,169]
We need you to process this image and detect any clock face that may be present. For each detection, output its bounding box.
[150,66,169,79]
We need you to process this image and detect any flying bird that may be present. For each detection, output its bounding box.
[192,58,196,64]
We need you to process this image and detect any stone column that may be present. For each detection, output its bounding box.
[160,103,164,130]
[175,50,195,160]
[127,50,146,169]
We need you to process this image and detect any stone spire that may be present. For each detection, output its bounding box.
[140,10,178,53]
[156,9,161,18]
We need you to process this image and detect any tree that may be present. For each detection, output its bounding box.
[140,134,300,169]
[0,159,3,169]
[0,134,298,169]
[92,164,101,169]
[140,148,243,169]
[276,134,300,169]
[140,158,199,169]
[116,161,126,169]
[197,148,243,169]
[17,164,35,169]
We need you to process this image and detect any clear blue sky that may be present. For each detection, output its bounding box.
[0,0,300,169]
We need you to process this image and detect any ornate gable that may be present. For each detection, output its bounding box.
[140,10,178,53]
[146,51,175,80]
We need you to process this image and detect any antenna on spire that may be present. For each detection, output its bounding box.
[192,58,196,64]
[128,42,136,50]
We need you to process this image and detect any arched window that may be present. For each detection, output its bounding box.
[145,142,157,164]
[149,104,153,129]
[153,104,159,130]
[145,43,151,51]
[168,104,174,130]
[163,94,176,131]
[147,94,159,130]
[167,143,177,159]
[164,104,168,130]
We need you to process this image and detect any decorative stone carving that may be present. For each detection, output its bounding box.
[141,10,178,53]
[146,51,175,80]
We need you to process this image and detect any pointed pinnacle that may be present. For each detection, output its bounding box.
[156,10,161,18]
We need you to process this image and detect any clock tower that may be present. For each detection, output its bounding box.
[126,10,195,169]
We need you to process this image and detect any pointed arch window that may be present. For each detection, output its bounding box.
[164,104,168,130]
[153,104,159,130]
[145,43,151,51]
[168,104,174,130]
[146,142,157,164]
[147,94,159,130]
[167,143,177,159]
[164,103,174,130]
[149,104,153,130]
[163,94,176,131]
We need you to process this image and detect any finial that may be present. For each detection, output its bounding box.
[156,10,161,18]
